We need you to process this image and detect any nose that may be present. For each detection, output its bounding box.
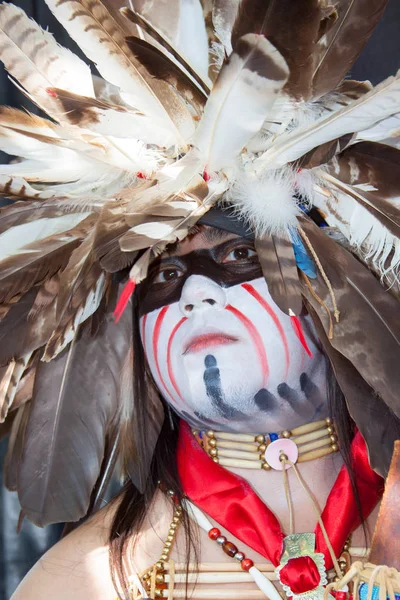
[179,275,226,317]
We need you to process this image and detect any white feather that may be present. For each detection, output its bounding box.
[313,175,400,279]
[175,0,210,81]
[226,165,300,236]
[256,71,400,171]
[0,175,55,200]
[44,0,184,141]
[356,113,400,147]
[0,213,90,260]
[0,3,94,120]
[193,34,289,172]
[132,220,178,239]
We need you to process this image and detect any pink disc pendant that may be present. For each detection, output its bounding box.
[264,439,299,471]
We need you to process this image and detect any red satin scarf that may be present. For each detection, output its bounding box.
[177,421,384,570]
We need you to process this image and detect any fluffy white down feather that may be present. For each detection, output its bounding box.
[226,165,301,236]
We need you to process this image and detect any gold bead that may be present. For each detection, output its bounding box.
[255,434,265,443]
[331,443,339,452]
[192,429,199,436]
[326,417,332,425]
[155,590,164,598]
[279,453,288,462]
[160,553,168,561]
[175,506,182,514]
[156,561,164,570]
[156,573,165,584]
[327,426,334,434]
[213,457,219,463]
[173,516,180,524]
[166,534,174,543]
[170,522,177,530]
[164,541,172,549]
[258,444,267,452]
[209,448,218,457]
[343,544,350,552]
[143,573,150,581]
[208,438,217,447]
[281,430,292,439]
[262,461,272,470]
[206,430,215,438]
[330,434,337,443]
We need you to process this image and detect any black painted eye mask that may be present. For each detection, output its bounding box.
[138,237,262,315]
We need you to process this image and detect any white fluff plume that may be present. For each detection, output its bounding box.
[226,165,300,236]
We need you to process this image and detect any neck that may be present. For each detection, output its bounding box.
[227,452,344,534]
[193,412,344,535]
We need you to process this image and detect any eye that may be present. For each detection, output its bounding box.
[153,267,184,284]
[223,246,257,262]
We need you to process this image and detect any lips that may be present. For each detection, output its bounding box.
[183,332,238,355]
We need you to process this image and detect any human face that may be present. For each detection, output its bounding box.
[138,227,327,433]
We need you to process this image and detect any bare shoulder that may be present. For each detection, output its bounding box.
[11,502,118,600]
[11,491,176,600]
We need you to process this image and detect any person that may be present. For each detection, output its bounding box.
[1,1,399,599]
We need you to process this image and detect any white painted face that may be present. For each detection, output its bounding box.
[138,227,327,433]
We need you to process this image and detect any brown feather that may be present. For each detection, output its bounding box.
[43,234,107,360]
[300,217,400,419]
[125,36,207,115]
[0,214,96,303]
[18,286,133,526]
[306,300,400,478]
[312,0,388,99]
[231,0,322,100]
[255,233,303,315]
[121,7,210,95]
[0,353,32,422]
[0,277,58,366]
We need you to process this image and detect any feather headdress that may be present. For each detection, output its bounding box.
[1,0,400,526]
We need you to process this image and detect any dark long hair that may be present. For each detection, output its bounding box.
[108,299,365,599]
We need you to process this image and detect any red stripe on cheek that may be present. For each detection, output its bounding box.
[167,317,187,402]
[241,283,290,379]
[226,304,269,384]
[152,306,172,400]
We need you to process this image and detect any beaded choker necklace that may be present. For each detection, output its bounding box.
[193,418,338,471]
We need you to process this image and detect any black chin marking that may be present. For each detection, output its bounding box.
[203,354,244,418]
[277,383,300,406]
[300,373,322,407]
[300,373,326,418]
[254,388,277,412]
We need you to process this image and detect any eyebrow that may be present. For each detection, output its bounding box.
[201,227,237,244]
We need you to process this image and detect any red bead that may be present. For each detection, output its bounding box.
[222,541,238,558]
[208,527,221,540]
[241,558,254,571]
[336,593,347,600]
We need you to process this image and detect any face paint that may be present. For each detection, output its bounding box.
[140,248,327,434]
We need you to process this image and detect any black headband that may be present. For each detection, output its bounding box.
[198,206,254,239]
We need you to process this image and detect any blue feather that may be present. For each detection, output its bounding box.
[292,235,317,279]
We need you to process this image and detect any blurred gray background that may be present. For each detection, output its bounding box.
[1,0,400,597]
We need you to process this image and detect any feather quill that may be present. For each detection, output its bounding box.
[193,33,289,172]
